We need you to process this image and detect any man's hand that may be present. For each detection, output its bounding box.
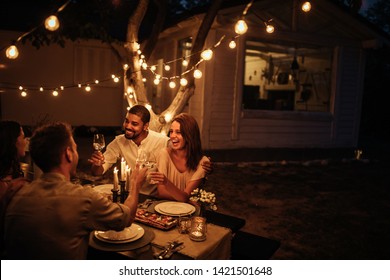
[88,151,105,166]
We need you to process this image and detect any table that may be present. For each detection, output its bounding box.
[88,195,236,260]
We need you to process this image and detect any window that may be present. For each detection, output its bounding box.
[243,40,332,112]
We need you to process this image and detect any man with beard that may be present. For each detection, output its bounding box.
[3,122,147,259]
[89,105,212,196]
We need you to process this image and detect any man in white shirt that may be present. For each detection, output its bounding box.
[89,105,212,195]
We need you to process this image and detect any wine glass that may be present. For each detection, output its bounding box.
[136,148,148,167]
[93,134,105,152]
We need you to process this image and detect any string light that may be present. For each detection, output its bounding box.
[200,49,213,61]
[180,78,188,86]
[302,1,312,12]
[44,15,60,31]
[169,80,176,88]
[21,91,27,97]
[5,45,19,59]
[229,39,237,49]
[52,90,59,96]
[235,19,248,35]
[265,23,275,33]
[194,69,202,79]
[85,85,91,92]
[164,64,171,71]
[182,59,188,67]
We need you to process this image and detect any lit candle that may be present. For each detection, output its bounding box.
[120,157,126,181]
[125,166,131,191]
[113,167,119,191]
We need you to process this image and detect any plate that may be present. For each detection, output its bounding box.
[93,184,114,195]
[155,201,196,216]
[94,223,145,244]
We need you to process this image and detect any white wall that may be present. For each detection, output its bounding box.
[0,30,126,127]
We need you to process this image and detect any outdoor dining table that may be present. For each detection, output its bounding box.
[88,193,239,260]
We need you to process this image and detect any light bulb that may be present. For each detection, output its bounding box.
[95,80,99,84]
[113,77,119,83]
[45,15,60,31]
[201,49,213,61]
[164,64,171,71]
[39,87,44,92]
[123,64,129,70]
[5,45,19,59]
[21,91,27,97]
[229,40,237,49]
[164,113,173,122]
[235,19,248,35]
[85,85,91,92]
[154,78,160,85]
[142,62,148,70]
[182,59,188,67]
[169,81,176,88]
[180,78,188,86]
[52,90,59,96]
[266,24,275,33]
[302,2,312,12]
[194,69,202,79]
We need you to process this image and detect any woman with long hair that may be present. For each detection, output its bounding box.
[0,120,28,255]
[150,113,210,202]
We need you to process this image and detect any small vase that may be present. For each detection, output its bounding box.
[189,216,207,241]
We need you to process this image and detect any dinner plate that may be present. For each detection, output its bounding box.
[94,223,145,244]
[154,202,196,216]
[93,184,114,195]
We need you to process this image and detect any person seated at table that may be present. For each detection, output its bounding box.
[0,121,29,257]
[149,113,210,202]
[88,104,213,195]
[3,122,147,260]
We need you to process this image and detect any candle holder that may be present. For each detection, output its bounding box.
[119,180,127,203]
[111,189,119,202]
[189,216,207,241]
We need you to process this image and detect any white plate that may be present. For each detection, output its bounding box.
[94,223,145,244]
[93,184,114,195]
[155,202,196,216]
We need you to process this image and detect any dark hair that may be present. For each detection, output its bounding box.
[0,121,23,179]
[172,113,203,171]
[128,105,150,124]
[30,122,73,172]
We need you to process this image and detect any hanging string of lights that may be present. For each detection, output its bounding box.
[1,0,312,98]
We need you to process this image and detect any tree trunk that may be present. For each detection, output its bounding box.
[124,0,224,133]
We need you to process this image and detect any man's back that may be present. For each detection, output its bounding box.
[4,173,130,259]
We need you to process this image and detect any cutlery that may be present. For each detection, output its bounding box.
[154,241,183,259]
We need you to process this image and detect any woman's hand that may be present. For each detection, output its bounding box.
[201,157,214,175]
[149,171,168,185]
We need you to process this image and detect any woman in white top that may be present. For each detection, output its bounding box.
[150,113,210,202]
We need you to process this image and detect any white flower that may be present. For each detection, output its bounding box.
[190,188,217,211]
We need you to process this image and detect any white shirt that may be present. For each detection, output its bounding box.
[102,130,169,195]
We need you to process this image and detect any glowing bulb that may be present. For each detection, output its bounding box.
[302,2,312,12]
[39,87,44,92]
[19,86,23,90]
[145,104,152,110]
[154,78,160,85]
[78,84,82,88]
[52,90,59,96]
[127,86,133,94]
[142,78,147,82]
[111,74,116,79]
[182,59,188,67]
[113,77,119,83]
[229,40,237,49]
[150,65,157,71]
[137,49,142,55]
[21,91,27,97]
[60,86,64,90]
[123,64,129,70]
[85,85,91,92]
[45,15,60,31]
[201,49,213,61]
[235,19,248,35]
[142,62,148,70]
[194,69,202,79]
[156,74,161,79]
[164,113,173,122]
[266,24,275,34]
[180,78,188,86]
[5,45,19,59]
[169,81,176,88]
[164,64,171,71]
[95,80,99,84]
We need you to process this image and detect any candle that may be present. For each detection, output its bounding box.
[125,166,131,191]
[113,167,119,191]
[120,157,126,181]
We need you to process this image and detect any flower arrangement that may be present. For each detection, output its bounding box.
[190,188,218,214]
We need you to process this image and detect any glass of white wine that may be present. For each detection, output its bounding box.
[93,134,105,152]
